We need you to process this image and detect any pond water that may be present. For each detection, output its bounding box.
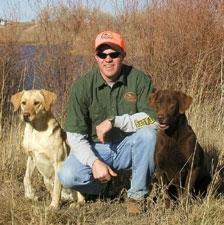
[17,45,48,89]
[14,44,91,90]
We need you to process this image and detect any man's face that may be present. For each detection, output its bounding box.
[95,45,126,82]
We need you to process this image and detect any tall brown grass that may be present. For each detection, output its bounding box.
[0,0,224,224]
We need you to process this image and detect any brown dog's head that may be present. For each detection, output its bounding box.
[10,89,57,122]
[149,90,192,130]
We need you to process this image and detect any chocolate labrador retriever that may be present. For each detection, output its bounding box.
[149,90,211,202]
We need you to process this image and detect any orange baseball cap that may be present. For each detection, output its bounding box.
[95,31,125,51]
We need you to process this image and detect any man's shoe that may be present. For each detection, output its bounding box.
[126,198,146,215]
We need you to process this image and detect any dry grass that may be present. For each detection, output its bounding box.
[0,0,224,224]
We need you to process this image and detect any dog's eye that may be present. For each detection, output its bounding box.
[170,103,177,110]
[34,101,40,106]
[21,101,26,105]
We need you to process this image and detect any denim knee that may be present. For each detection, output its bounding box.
[134,125,157,144]
[57,156,92,189]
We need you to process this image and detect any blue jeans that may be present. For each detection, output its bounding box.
[58,125,157,200]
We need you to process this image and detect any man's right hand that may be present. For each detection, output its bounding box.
[96,119,113,143]
[92,159,117,182]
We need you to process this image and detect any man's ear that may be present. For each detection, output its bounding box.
[10,91,24,111]
[40,89,57,111]
[122,51,126,58]
[176,91,193,113]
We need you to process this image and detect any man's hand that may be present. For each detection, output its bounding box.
[92,159,117,182]
[96,119,113,143]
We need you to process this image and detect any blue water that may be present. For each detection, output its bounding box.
[17,45,45,89]
[13,44,90,90]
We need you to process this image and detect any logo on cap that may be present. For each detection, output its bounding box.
[101,32,113,40]
[95,30,125,50]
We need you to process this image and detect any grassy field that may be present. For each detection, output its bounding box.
[0,0,224,224]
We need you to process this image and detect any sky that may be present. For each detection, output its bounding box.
[0,0,35,21]
[0,0,147,22]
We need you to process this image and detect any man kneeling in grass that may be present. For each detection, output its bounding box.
[58,31,157,215]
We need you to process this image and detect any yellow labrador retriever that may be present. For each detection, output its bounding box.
[11,89,84,209]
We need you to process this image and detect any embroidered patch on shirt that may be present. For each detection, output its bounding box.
[124,92,137,102]
[134,117,155,128]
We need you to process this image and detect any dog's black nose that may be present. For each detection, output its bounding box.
[23,112,30,120]
[157,114,165,123]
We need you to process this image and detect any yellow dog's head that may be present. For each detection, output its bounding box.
[11,89,57,122]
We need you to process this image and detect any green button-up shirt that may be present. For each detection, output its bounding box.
[65,64,156,143]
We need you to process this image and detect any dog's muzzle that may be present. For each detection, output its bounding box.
[23,112,31,122]
[157,114,170,130]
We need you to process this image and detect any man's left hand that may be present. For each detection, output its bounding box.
[96,119,113,143]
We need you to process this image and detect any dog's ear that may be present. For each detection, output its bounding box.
[41,89,57,111]
[10,91,24,111]
[177,92,193,113]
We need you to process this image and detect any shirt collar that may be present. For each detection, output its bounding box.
[96,65,127,88]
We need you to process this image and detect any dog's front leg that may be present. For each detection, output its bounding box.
[49,162,62,209]
[24,156,38,201]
